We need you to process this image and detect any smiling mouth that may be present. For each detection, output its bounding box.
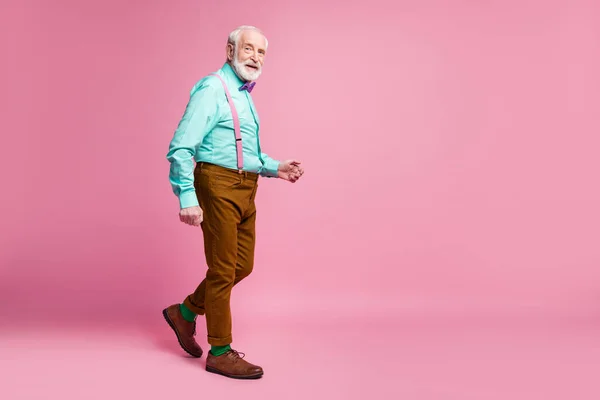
[245,65,258,70]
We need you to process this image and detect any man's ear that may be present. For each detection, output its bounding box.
[226,43,234,62]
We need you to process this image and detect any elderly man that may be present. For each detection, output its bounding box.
[162,26,303,379]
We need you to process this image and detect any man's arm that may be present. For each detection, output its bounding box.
[167,82,219,208]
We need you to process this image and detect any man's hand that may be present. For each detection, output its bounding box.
[277,159,304,183]
[179,206,203,227]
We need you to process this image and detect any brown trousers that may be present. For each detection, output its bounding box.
[183,162,259,346]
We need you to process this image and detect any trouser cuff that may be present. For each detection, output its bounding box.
[183,297,206,316]
[208,335,233,346]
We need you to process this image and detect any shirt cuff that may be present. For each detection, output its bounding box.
[261,159,280,178]
[179,190,199,209]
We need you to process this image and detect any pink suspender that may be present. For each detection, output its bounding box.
[210,73,243,171]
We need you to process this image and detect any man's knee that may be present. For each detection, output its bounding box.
[236,260,254,281]
[207,267,236,288]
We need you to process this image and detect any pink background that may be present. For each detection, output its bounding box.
[1,0,600,398]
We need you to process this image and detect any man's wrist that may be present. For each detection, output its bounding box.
[260,159,280,178]
[272,160,281,174]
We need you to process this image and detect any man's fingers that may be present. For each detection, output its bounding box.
[194,210,203,226]
[179,208,202,226]
[291,165,303,176]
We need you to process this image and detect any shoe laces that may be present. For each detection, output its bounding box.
[228,349,245,360]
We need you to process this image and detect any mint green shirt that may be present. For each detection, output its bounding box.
[166,62,280,209]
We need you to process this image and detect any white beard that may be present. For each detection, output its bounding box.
[232,57,262,82]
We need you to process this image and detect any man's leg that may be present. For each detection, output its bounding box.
[162,165,239,358]
[176,203,256,358]
[180,201,257,319]
[183,166,241,347]
[195,169,262,379]
[166,164,263,378]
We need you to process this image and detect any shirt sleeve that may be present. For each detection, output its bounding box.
[258,152,280,178]
[166,83,219,208]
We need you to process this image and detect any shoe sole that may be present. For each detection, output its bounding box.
[206,365,263,379]
[162,308,203,358]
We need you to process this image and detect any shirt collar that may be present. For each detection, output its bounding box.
[220,62,245,89]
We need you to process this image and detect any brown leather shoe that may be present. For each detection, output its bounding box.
[162,304,203,358]
[206,349,264,379]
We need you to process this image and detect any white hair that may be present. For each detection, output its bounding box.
[227,25,268,50]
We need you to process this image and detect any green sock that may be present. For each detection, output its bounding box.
[179,303,196,322]
[210,345,231,356]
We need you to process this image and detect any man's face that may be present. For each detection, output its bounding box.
[228,30,267,82]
